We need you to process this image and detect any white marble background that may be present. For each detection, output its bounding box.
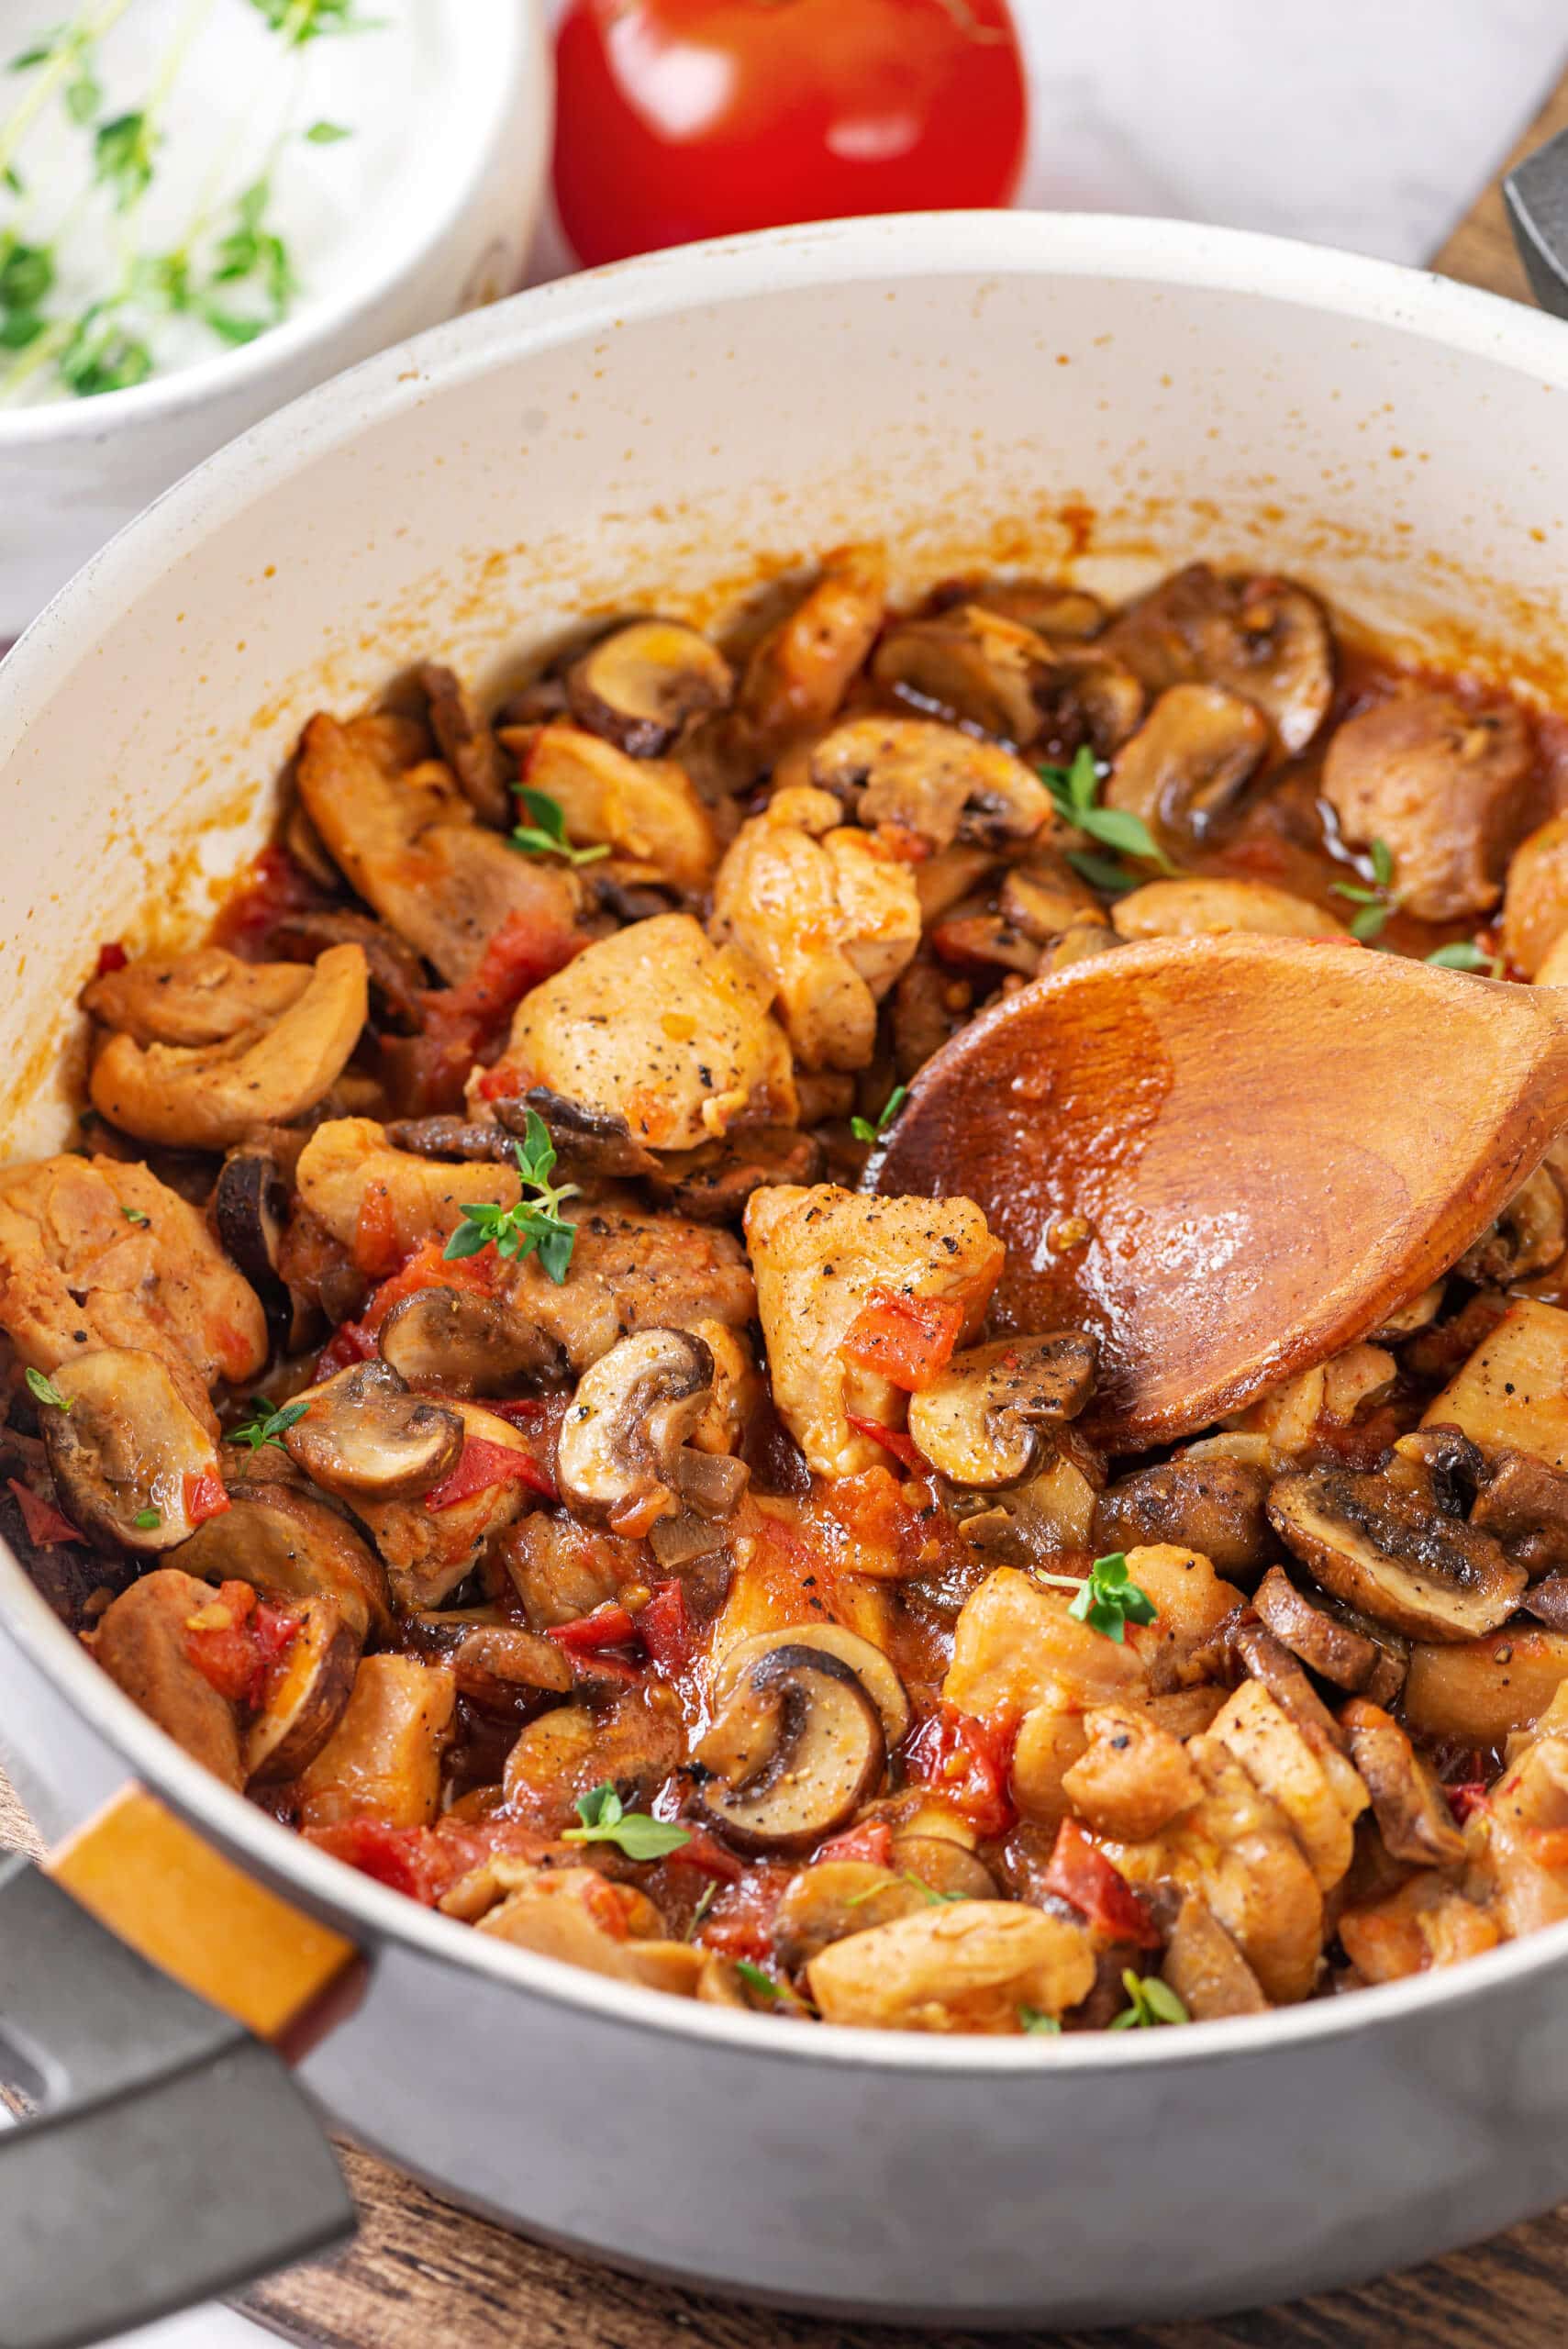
[61,3,1568,2343]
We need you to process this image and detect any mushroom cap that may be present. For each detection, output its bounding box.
[801,714,1053,853]
[696,1642,887,1857]
[284,1358,465,1505]
[42,1346,223,1552]
[1102,563,1334,756]
[711,1622,911,1747]
[172,1475,394,1643]
[564,618,733,758]
[1267,1465,1527,1642]
[243,1594,361,1787]
[907,1332,1098,1489]
[555,1326,721,1530]
[1104,683,1267,847]
[378,1285,566,1396]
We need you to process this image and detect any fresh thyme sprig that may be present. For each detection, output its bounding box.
[1036,1551,1159,1643]
[561,1782,693,1861]
[1107,1970,1189,2030]
[1039,745,1175,882]
[850,1084,907,1147]
[442,1110,581,1285]
[510,786,611,869]
[1330,837,1396,941]
[229,1397,309,1452]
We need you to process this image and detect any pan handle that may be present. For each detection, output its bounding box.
[1507,124,1568,317]
[0,1853,355,2349]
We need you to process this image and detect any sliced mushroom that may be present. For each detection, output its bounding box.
[644,1127,824,1223]
[243,1594,360,1787]
[382,1117,525,1165]
[1104,683,1268,847]
[171,1475,393,1643]
[564,618,734,757]
[506,1088,662,1182]
[892,1832,998,1901]
[89,944,370,1152]
[1229,1621,1348,1753]
[418,660,513,828]
[997,858,1108,946]
[378,1286,566,1396]
[1251,1564,1403,1699]
[906,1333,1097,1490]
[695,1642,887,1855]
[1111,876,1344,941]
[1093,1456,1273,1579]
[772,1860,939,1968]
[795,715,1053,852]
[267,908,429,1033]
[556,1328,747,1535]
[82,948,311,1049]
[1340,1697,1465,1867]
[93,1567,243,1787]
[41,1347,222,1553]
[711,1623,911,1747]
[1469,1449,1568,1578]
[1455,1164,1566,1286]
[213,1147,292,1339]
[283,1358,464,1504]
[1102,563,1334,754]
[406,1607,573,1702]
[872,604,1049,743]
[1160,1892,1268,2021]
[929,574,1106,641]
[929,911,1041,979]
[295,1653,457,1830]
[1267,1466,1527,1642]
[1033,645,1147,765]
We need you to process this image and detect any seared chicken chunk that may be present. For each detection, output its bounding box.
[498,914,795,1148]
[82,946,311,1048]
[710,786,921,1070]
[1322,686,1537,921]
[744,1184,1004,1475]
[733,542,886,755]
[505,724,717,892]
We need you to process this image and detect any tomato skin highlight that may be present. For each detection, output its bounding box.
[424,1436,556,1511]
[906,1704,1018,1838]
[552,0,1029,269]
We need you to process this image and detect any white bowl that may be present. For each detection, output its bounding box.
[6,217,1568,2328]
[0,0,550,638]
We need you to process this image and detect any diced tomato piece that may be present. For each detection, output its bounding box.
[182,1470,230,1527]
[488,1396,545,1423]
[639,1578,693,1674]
[1044,1818,1160,1949]
[416,907,584,1103]
[697,1865,791,1961]
[814,1819,895,1868]
[661,1826,743,1884]
[905,1705,1018,1839]
[360,1236,496,1335]
[314,1319,377,1378]
[840,1286,963,1391]
[846,1412,924,1470]
[1446,1781,1491,1825]
[211,845,326,957]
[352,1183,404,1279]
[307,1818,440,1904]
[6,1477,83,1548]
[95,941,128,976]
[425,1435,555,1511]
[546,1603,639,1654]
[183,1581,263,1705]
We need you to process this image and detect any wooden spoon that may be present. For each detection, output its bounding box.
[874,933,1568,1452]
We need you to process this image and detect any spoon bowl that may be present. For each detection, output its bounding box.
[875,934,1568,1450]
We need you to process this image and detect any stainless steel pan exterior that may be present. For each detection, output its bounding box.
[6,215,1568,2327]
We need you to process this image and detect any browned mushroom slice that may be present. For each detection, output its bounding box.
[283,1358,464,1505]
[1229,1622,1347,1752]
[1160,1892,1268,2021]
[93,1567,244,1787]
[82,947,312,1049]
[382,1117,524,1164]
[1033,646,1146,765]
[1526,1572,1568,1631]
[711,1623,911,1746]
[929,575,1106,641]
[172,1475,393,1643]
[406,1607,573,1702]
[695,1642,887,1856]
[1267,1466,1527,1642]
[929,912,1042,980]
[798,715,1053,853]
[555,1328,747,1535]
[268,908,431,1033]
[1104,684,1268,848]
[564,618,734,756]
[997,859,1107,946]
[213,1146,294,1340]
[418,660,514,827]
[244,1594,361,1787]
[773,1862,940,1969]
[1093,1455,1273,1579]
[42,1348,223,1552]
[1340,1697,1465,1867]
[906,1333,1097,1490]
[1101,563,1334,755]
[89,944,370,1152]
[1251,1564,1400,1698]
[644,1127,824,1223]
[378,1286,565,1396]
[872,604,1048,743]
[1454,1166,1566,1286]
[504,1089,662,1182]
[890,1833,998,1900]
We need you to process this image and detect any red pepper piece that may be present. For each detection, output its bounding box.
[95,941,128,976]
[905,1704,1018,1839]
[846,1412,924,1470]
[638,1579,693,1674]
[1445,1781,1490,1825]
[182,1470,230,1527]
[425,1435,555,1511]
[1044,1818,1161,1949]
[6,1477,83,1548]
[813,1818,895,1868]
[314,1319,377,1378]
[840,1285,963,1391]
[546,1604,639,1654]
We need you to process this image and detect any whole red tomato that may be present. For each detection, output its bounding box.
[551,0,1029,269]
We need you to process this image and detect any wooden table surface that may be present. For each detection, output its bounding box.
[10,59,1568,2349]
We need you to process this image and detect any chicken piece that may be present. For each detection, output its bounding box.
[1501,813,1568,977]
[709,786,921,1072]
[734,543,886,753]
[1338,1873,1500,1983]
[295,1653,457,1830]
[295,1118,524,1272]
[92,1568,244,1787]
[510,1201,756,1375]
[1340,1698,1465,1867]
[1007,1700,1091,1830]
[499,914,795,1149]
[351,1401,546,1611]
[472,1867,700,1995]
[0,1153,266,1420]
[744,1184,1005,1476]
[1061,1702,1202,1841]
[503,1687,684,1834]
[418,661,513,828]
[1321,687,1537,921]
[1111,877,1344,942]
[1203,1679,1368,1892]
[495,1514,653,1629]
[1124,1544,1248,1689]
[1112,1744,1325,2004]
[506,723,717,892]
[1479,1719,1568,1940]
[1226,1342,1396,1460]
[295,711,584,985]
[806,1899,1095,2032]
[82,947,310,1048]
[946,1566,1147,1720]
